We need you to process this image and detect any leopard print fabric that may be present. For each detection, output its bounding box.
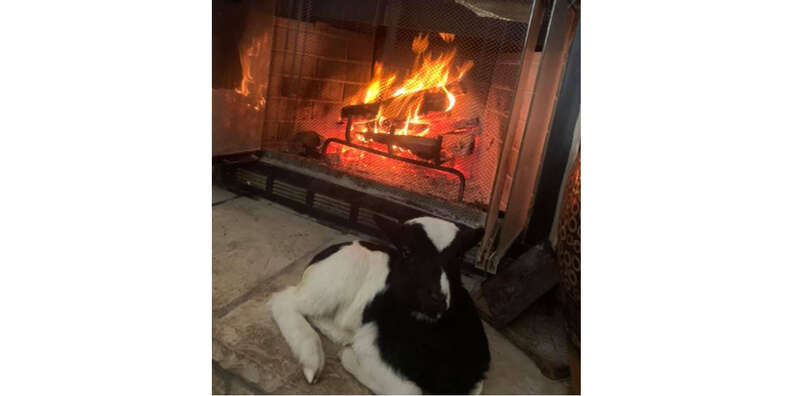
[556,151,580,350]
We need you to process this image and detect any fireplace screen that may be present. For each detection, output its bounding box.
[215,0,541,209]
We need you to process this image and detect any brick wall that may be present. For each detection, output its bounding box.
[262,17,375,145]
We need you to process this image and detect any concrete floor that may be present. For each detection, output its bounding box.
[212,185,571,394]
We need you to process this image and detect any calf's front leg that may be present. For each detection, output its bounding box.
[339,324,422,395]
[308,316,354,345]
[269,286,327,384]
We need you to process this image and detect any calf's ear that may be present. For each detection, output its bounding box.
[457,227,485,253]
[373,215,406,248]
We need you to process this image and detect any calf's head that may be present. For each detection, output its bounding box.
[373,215,484,321]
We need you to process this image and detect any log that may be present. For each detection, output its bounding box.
[439,117,481,161]
[477,242,560,328]
[340,80,466,120]
[358,132,441,161]
[441,132,476,160]
[418,91,449,114]
[340,102,379,119]
[287,130,321,158]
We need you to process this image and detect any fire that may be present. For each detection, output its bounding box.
[235,39,266,110]
[236,47,252,97]
[362,62,396,103]
[438,32,455,43]
[411,33,429,55]
[347,32,473,148]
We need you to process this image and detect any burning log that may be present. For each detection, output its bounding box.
[341,90,447,119]
[340,80,466,120]
[358,132,441,161]
[341,102,380,119]
[440,117,481,161]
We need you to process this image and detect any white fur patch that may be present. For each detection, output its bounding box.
[270,241,391,384]
[440,270,451,309]
[411,311,440,322]
[470,380,484,395]
[405,217,459,252]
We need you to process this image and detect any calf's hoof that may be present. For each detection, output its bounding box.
[299,337,324,384]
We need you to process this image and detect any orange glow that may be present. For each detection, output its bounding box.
[438,32,455,43]
[363,62,396,104]
[456,59,474,80]
[411,33,429,55]
[235,40,266,110]
[235,41,256,97]
[346,32,474,150]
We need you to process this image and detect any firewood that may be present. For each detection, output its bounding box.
[340,81,466,120]
[358,132,441,161]
[441,132,476,160]
[437,117,481,161]
[340,102,379,119]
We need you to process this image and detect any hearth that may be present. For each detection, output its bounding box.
[214,0,579,272]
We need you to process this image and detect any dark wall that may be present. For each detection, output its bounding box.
[213,0,247,89]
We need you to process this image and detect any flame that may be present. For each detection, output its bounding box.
[456,59,474,80]
[346,32,473,156]
[235,40,265,110]
[438,32,455,43]
[442,86,455,112]
[411,33,429,55]
[395,49,455,98]
[353,38,468,109]
[362,62,396,104]
[235,41,256,96]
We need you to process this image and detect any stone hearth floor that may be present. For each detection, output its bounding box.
[212,184,571,394]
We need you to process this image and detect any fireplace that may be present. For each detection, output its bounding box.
[214,0,580,272]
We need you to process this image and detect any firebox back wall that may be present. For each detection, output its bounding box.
[262,17,375,144]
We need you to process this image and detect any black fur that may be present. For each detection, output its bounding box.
[309,240,397,267]
[362,216,490,394]
[308,242,353,266]
[309,218,489,394]
[358,240,395,255]
[362,249,490,394]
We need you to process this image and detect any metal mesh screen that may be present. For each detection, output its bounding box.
[261,0,534,208]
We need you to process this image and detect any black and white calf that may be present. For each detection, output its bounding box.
[269,216,490,394]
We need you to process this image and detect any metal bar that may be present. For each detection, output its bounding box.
[487,1,579,273]
[477,0,547,272]
[521,22,580,246]
[344,117,353,142]
[321,138,466,201]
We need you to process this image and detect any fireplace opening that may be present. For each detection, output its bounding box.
[217,0,539,207]
[214,0,579,273]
